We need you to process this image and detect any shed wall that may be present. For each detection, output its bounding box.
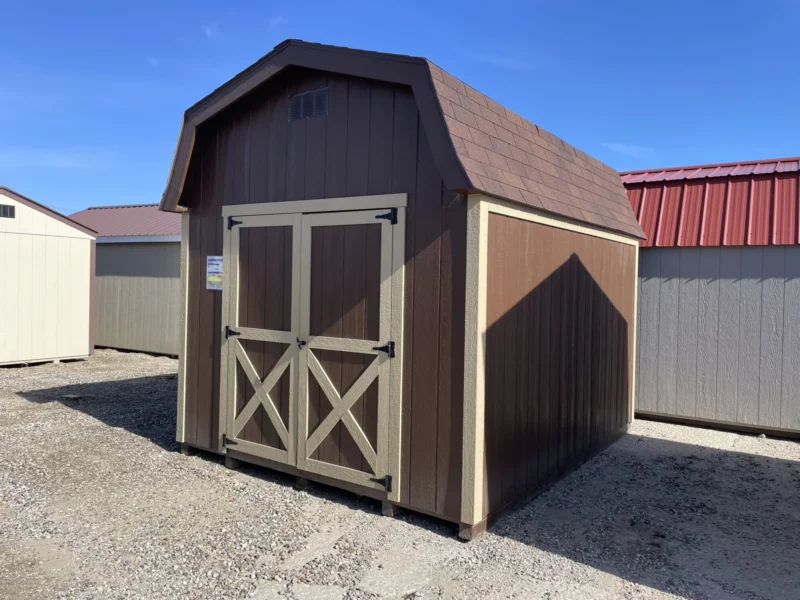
[636,246,800,434]
[0,191,93,365]
[483,215,635,519]
[180,67,466,521]
[95,242,181,355]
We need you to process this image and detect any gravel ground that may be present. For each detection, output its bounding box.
[2,350,799,600]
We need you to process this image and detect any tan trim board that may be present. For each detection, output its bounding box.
[630,246,640,422]
[221,194,407,217]
[461,195,488,525]
[474,193,640,247]
[176,212,190,444]
[387,206,405,503]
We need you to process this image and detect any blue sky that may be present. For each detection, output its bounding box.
[1,0,799,214]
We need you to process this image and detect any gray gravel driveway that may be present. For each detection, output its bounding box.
[1,350,799,599]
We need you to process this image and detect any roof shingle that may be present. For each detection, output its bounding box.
[428,60,643,238]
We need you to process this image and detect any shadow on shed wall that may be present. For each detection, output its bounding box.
[484,252,631,519]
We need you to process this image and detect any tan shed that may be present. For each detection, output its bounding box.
[0,186,96,366]
[70,204,182,356]
[160,40,645,539]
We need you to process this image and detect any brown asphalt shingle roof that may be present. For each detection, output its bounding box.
[427,61,644,239]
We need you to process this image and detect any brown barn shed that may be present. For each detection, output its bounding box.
[160,40,644,539]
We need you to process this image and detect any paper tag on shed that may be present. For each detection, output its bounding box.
[206,256,223,290]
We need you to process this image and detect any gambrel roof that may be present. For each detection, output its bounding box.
[159,39,644,239]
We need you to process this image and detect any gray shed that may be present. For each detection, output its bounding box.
[71,204,181,356]
[623,156,800,437]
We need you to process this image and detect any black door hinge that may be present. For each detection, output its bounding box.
[375,208,397,225]
[228,216,242,229]
[222,434,237,448]
[369,474,392,493]
[225,326,241,339]
[372,341,395,358]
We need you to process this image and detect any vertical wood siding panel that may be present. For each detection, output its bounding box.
[696,248,720,420]
[636,251,660,412]
[436,197,466,518]
[781,247,800,430]
[408,127,442,513]
[675,248,699,418]
[345,79,371,197]
[303,74,328,200]
[715,248,741,423]
[758,246,784,427]
[536,226,553,480]
[367,85,394,195]
[737,248,763,425]
[390,87,418,508]
[656,251,680,415]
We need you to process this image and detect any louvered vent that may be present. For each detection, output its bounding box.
[288,88,328,122]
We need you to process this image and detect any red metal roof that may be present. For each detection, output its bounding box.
[622,157,800,247]
[70,204,181,237]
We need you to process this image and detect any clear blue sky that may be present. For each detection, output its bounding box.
[2,0,798,214]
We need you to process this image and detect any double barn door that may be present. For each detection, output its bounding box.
[219,201,404,499]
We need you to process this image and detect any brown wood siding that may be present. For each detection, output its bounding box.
[484,215,635,519]
[181,67,465,522]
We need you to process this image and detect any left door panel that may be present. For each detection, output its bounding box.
[220,213,301,465]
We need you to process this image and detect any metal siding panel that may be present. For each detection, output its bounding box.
[758,247,784,427]
[635,250,660,412]
[748,176,773,246]
[656,250,679,415]
[639,184,662,248]
[627,186,643,218]
[695,248,720,420]
[773,174,798,245]
[675,248,699,418]
[700,180,726,246]
[655,184,682,247]
[781,247,800,430]
[724,178,749,246]
[737,248,762,425]
[677,182,703,246]
[715,248,741,423]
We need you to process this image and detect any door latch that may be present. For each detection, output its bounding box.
[225,326,241,339]
[369,475,392,492]
[372,341,395,358]
[297,337,307,350]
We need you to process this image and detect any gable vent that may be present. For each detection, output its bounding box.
[289,88,328,122]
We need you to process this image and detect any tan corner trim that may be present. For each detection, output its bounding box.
[461,195,489,525]
[387,207,406,503]
[176,212,190,444]
[474,194,641,247]
[221,194,407,217]
[630,246,640,422]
